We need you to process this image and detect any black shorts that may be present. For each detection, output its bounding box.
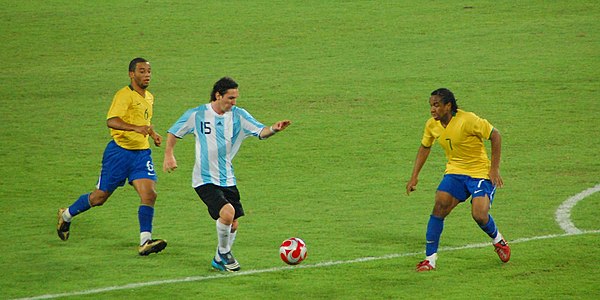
[194,184,245,220]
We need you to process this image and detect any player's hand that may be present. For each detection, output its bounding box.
[151,132,163,147]
[272,120,292,132]
[406,178,418,195]
[135,125,150,136]
[163,155,178,173]
[489,169,504,188]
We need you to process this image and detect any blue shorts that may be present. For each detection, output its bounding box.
[96,140,157,193]
[437,174,496,203]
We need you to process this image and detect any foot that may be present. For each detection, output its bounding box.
[138,239,167,256]
[215,251,241,272]
[416,260,435,272]
[57,208,71,241]
[494,239,511,262]
[211,258,226,271]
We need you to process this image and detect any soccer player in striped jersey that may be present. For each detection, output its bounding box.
[56,57,167,256]
[406,88,511,271]
[163,77,291,272]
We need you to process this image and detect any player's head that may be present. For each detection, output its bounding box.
[211,77,239,102]
[129,57,149,72]
[210,77,239,113]
[430,88,458,113]
[128,57,151,89]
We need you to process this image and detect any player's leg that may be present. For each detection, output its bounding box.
[130,149,166,255]
[229,219,239,250]
[195,184,241,272]
[57,141,123,241]
[417,174,468,271]
[470,179,510,262]
[417,191,460,271]
[223,186,244,256]
[213,204,241,272]
[57,189,112,241]
[217,203,235,254]
[132,178,167,256]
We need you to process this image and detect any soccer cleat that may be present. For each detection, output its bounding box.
[211,258,226,271]
[494,239,511,262]
[216,251,241,272]
[416,260,435,272]
[57,208,71,241]
[138,239,167,256]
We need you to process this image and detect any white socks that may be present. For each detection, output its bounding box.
[216,220,232,254]
[62,209,73,222]
[493,232,504,244]
[140,231,152,246]
[229,230,237,249]
[426,253,438,267]
[215,220,239,262]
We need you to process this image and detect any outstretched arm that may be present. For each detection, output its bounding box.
[489,128,503,188]
[163,133,179,172]
[259,120,292,139]
[406,145,431,195]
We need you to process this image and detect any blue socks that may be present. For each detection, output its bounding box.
[138,205,154,233]
[425,215,444,256]
[68,193,92,217]
[425,214,499,257]
[479,214,498,239]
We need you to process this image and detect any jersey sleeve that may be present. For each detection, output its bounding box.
[236,108,264,138]
[471,115,494,140]
[106,89,131,120]
[420,118,436,147]
[167,109,197,138]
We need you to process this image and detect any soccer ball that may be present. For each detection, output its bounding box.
[279,237,307,265]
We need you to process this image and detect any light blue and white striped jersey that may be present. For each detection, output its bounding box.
[168,103,265,188]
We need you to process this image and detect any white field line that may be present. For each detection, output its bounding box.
[15,185,600,300]
[555,183,600,234]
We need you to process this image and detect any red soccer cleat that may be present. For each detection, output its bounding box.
[416,260,435,272]
[494,239,511,262]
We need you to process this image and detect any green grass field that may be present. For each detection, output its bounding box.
[1,1,599,299]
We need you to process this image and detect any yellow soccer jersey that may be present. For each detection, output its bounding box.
[421,109,494,178]
[106,85,154,150]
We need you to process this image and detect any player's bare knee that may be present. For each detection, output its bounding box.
[89,191,110,207]
[219,204,235,224]
[141,191,157,206]
[472,212,488,225]
[432,203,453,217]
[231,220,239,232]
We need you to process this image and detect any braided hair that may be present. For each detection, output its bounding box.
[431,88,458,113]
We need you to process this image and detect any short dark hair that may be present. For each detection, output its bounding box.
[129,57,148,72]
[210,77,239,102]
[431,88,458,113]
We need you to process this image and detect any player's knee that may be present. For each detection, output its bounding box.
[143,191,157,205]
[471,211,488,225]
[219,204,235,223]
[432,202,453,217]
[89,191,110,207]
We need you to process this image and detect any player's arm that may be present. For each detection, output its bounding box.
[489,128,503,188]
[107,117,152,136]
[406,145,431,195]
[259,120,292,139]
[149,127,162,147]
[163,133,179,173]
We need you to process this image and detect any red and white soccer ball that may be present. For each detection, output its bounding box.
[279,237,307,265]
